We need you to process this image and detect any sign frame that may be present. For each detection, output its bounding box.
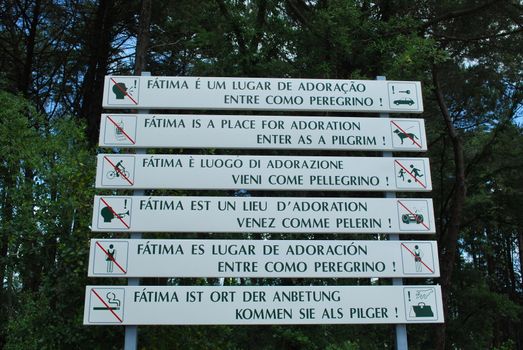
[95,154,432,192]
[102,76,423,113]
[91,195,436,234]
[88,239,440,278]
[84,285,444,325]
[99,114,427,152]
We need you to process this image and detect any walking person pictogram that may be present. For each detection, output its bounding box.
[92,240,129,275]
[400,241,436,275]
[413,245,423,272]
[106,244,116,273]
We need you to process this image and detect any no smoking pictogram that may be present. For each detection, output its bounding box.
[88,288,125,323]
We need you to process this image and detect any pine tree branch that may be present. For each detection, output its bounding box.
[421,0,501,31]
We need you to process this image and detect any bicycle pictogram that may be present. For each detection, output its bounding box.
[106,160,130,179]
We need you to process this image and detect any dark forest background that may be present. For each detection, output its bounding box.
[0,0,522,349]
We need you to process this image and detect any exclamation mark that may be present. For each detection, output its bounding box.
[392,261,396,271]
[392,86,395,94]
[388,218,392,228]
[408,291,411,302]
[133,80,137,89]
[379,97,383,106]
[382,136,386,145]
[395,307,398,318]
[386,176,389,186]
[124,199,128,209]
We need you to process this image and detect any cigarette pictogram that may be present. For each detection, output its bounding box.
[91,288,123,323]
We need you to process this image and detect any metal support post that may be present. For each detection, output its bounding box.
[377,75,408,350]
[124,71,150,350]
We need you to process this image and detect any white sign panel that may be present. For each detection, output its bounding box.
[88,239,440,278]
[95,154,432,192]
[102,76,423,113]
[84,285,443,325]
[99,114,427,152]
[91,196,435,234]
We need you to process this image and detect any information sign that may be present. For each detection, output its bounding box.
[95,154,432,191]
[91,195,435,234]
[99,114,427,151]
[88,239,440,278]
[84,285,443,325]
[102,76,423,113]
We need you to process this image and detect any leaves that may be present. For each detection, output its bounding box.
[1,0,523,349]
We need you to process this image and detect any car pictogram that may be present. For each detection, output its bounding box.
[393,98,415,106]
[402,213,424,224]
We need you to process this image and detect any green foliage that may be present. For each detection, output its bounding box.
[446,265,522,350]
[326,340,360,350]
[1,0,523,349]
[0,90,98,348]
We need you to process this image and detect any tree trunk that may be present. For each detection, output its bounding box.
[21,168,42,293]
[432,65,467,350]
[134,0,152,75]
[519,230,523,287]
[0,167,14,347]
[506,234,516,297]
[1,0,42,327]
[79,0,116,145]
[19,0,42,97]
